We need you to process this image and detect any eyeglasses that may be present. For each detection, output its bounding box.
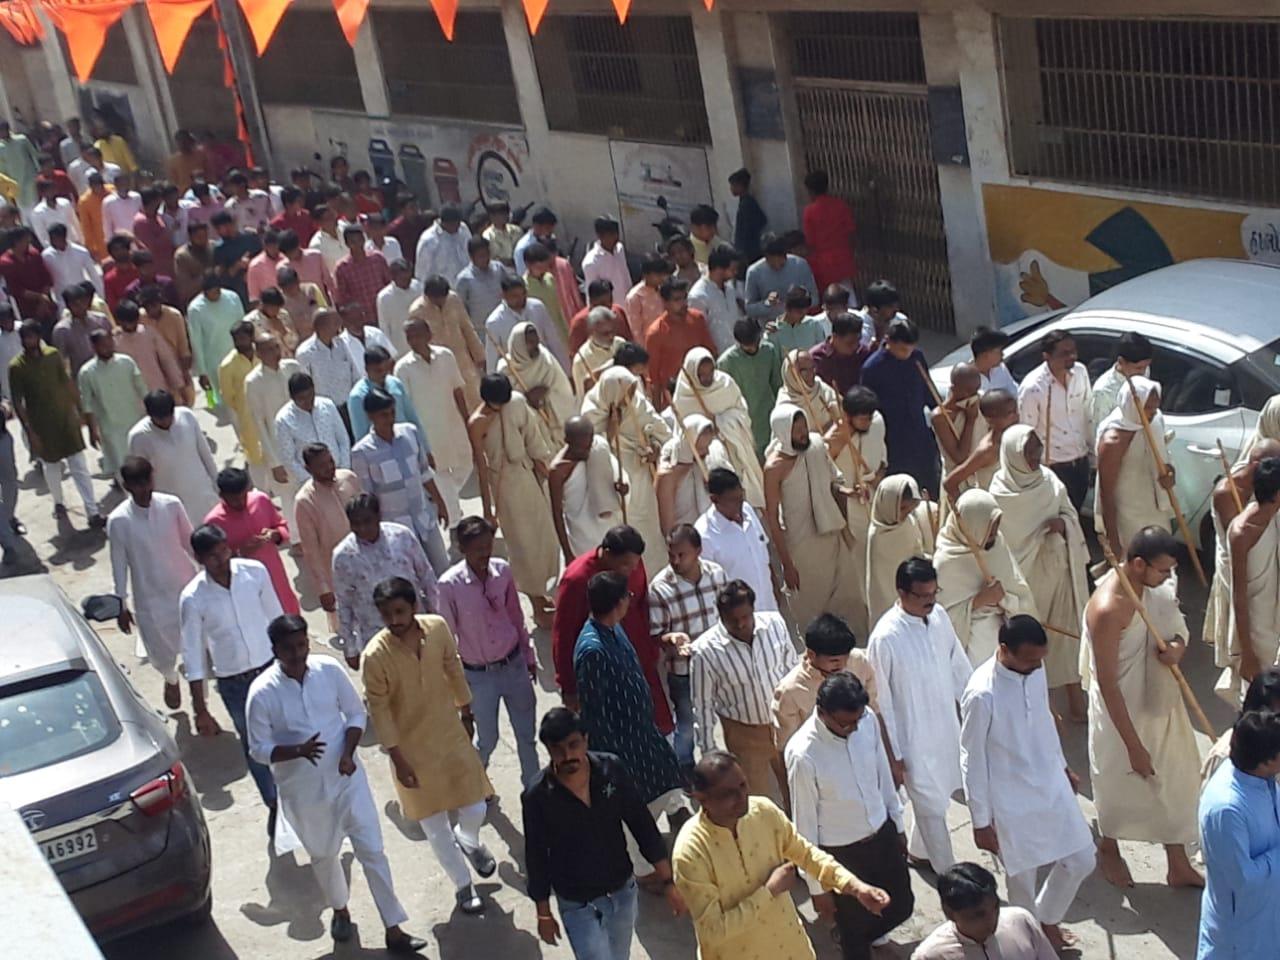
[906,587,941,601]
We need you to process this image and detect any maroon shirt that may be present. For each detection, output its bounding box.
[810,337,871,398]
[551,550,674,734]
[0,247,53,318]
[131,211,177,274]
[270,208,316,246]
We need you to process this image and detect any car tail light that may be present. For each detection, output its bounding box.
[130,762,188,816]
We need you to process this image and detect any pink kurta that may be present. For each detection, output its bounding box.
[204,491,300,614]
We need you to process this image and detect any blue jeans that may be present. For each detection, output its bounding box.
[217,669,277,808]
[668,673,694,768]
[464,655,540,789]
[557,877,637,960]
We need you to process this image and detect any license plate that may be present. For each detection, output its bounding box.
[42,827,98,865]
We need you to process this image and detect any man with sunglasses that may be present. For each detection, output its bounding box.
[436,515,540,789]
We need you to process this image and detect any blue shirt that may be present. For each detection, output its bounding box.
[743,254,817,320]
[347,374,426,448]
[1198,761,1280,959]
[350,423,436,541]
[859,346,938,484]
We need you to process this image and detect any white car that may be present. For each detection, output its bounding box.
[931,258,1280,552]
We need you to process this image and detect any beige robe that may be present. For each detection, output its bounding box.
[989,423,1087,687]
[865,474,937,628]
[1203,496,1233,683]
[1095,376,1173,548]
[766,404,860,631]
[1083,575,1199,844]
[831,413,886,639]
[564,434,627,556]
[1220,512,1280,704]
[409,290,485,410]
[934,489,1036,666]
[572,336,626,397]
[483,392,560,596]
[499,320,576,454]
[658,413,733,529]
[581,367,672,574]
[672,346,764,509]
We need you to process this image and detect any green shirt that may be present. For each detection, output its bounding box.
[766,317,826,356]
[717,341,783,458]
[525,271,568,349]
[9,345,85,462]
[187,291,245,380]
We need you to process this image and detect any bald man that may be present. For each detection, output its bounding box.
[548,416,627,563]
[933,363,983,493]
[943,389,1020,502]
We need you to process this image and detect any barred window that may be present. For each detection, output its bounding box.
[252,8,363,111]
[787,11,925,85]
[1000,16,1280,205]
[167,13,238,138]
[373,10,520,124]
[67,20,135,85]
[531,14,710,145]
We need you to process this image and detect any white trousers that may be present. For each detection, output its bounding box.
[433,464,471,533]
[627,788,689,876]
[310,810,409,928]
[419,799,486,891]
[42,452,98,515]
[1006,843,1096,926]
[905,803,955,873]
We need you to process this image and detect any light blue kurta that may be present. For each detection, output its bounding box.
[187,291,245,382]
[78,353,146,475]
[1198,761,1280,959]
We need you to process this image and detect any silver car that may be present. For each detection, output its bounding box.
[0,575,211,942]
[931,258,1280,551]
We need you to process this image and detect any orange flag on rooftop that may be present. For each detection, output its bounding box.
[610,0,630,24]
[521,0,548,35]
[704,0,714,9]
[146,0,214,73]
[239,0,293,55]
[43,0,133,81]
[0,0,44,45]
[332,0,368,46]
[430,0,456,40]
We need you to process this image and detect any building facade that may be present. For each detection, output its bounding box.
[5,0,1280,339]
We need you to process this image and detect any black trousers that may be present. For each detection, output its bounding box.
[824,820,914,960]
[1049,456,1090,513]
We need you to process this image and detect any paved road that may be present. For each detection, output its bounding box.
[3,395,1230,960]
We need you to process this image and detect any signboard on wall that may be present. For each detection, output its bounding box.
[983,183,1280,327]
[308,110,539,218]
[608,140,713,255]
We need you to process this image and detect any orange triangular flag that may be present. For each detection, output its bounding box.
[45,0,132,81]
[0,0,44,45]
[611,0,630,24]
[239,0,293,55]
[146,0,214,73]
[332,0,369,46]
[521,0,549,35]
[430,0,457,40]
[703,0,714,9]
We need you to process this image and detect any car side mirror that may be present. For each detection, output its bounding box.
[82,594,123,622]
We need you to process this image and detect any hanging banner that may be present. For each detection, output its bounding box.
[145,0,212,72]
[238,0,291,55]
[610,0,630,24]
[521,0,548,35]
[0,0,45,45]
[429,0,456,40]
[43,0,133,81]
[331,0,367,46]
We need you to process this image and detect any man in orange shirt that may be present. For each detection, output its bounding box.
[78,172,114,263]
[643,278,714,409]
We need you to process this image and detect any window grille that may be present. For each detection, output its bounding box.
[252,8,363,111]
[788,11,925,85]
[1000,16,1280,205]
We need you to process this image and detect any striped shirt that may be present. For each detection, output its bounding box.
[648,560,728,678]
[691,612,798,752]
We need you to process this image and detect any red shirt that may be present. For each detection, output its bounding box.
[552,550,673,734]
[643,308,715,397]
[104,263,139,310]
[0,248,53,317]
[270,209,316,246]
[333,250,391,321]
[802,194,857,291]
[131,211,176,274]
[204,491,300,615]
[567,303,631,355]
[39,171,77,204]
[354,191,383,217]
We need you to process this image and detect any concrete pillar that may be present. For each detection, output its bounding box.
[918,8,998,338]
[212,0,273,170]
[34,8,79,125]
[499,0,553,201]
[353,17,390,117]
[690,3,745,217]
[121,8,177,162]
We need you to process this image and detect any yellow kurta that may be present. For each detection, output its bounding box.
[361,616,492,821]
[218,351,262,465]
[673,797,858,960]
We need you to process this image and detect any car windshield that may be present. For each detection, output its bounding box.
[0,671,120,777]
[1233,338,1280,410]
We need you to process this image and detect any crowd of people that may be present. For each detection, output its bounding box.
[0,113,1275,960]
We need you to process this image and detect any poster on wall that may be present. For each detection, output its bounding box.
[983,183,1280,327]
[608,140,713,255]
[309,111,539,219]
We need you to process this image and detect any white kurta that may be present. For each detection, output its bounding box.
[1083,575,1200,844]
[563,435,626,556]
[126,409,220,523]
[394,345,474,526]
[867,604,973,816]
[106,493,196,682]
[960,657,1094,875]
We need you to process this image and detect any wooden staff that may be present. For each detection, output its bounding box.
[916,361,960,441]
[1100,541,1216,738]
[1217,437,1244,514]
[627,404,659,483]
[487,330,554,429]
[1043,622,1081,641]
[609,408,629,524]
[920,487,940,540]
[1122,374,1208,586]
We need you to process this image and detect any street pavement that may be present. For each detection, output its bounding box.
[2,387,1230,960]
